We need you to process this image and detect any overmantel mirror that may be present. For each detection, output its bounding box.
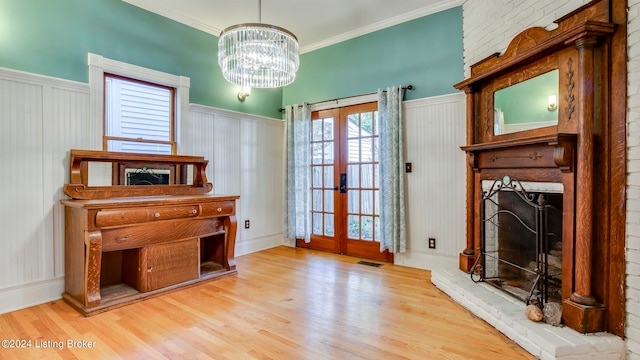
[493,69,559,135]
[63,149,213,199]
[474,51,564,143]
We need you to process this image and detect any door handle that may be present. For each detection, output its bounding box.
[340,173,347,193]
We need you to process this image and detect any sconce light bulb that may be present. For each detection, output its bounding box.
[547,95,557,111]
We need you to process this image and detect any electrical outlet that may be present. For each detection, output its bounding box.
[428,237,436,249]
[244,220,250,229]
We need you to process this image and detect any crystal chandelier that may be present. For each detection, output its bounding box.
[218,0,300,88]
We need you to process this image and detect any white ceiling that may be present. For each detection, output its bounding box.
[122,0,460,53]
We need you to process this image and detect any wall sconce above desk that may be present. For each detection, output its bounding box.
[238,87,251,101]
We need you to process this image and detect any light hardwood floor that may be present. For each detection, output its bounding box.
[0,246,534,359]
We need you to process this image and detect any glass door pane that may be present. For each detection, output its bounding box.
[345,110,380,243]
[302,108,342,254]
[311,116,335,237]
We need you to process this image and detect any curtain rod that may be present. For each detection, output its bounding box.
[278,85,414,112]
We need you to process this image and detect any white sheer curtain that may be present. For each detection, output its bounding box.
[284,104,312,242]
[378,86,406,253]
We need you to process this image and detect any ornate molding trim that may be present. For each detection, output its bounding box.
[565,57,576,121]
[487,152,543,162]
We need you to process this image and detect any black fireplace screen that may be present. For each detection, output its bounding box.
[471,175,562,306]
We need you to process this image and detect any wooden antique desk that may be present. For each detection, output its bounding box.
[61,150,239,316]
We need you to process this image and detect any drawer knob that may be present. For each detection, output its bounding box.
[191,209,197,214]
[154,212,160,218]
[115,235,129,242]
[217,207,223,212]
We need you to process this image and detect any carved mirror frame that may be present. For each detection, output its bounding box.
[63,149,213,200]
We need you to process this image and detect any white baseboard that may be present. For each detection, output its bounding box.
[0,277,64,315]
[393,250,458,270]
[281,237,296,247]
[235,233,285,257]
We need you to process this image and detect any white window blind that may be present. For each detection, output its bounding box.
[105,75,174,154]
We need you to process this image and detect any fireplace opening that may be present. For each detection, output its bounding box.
[472,176,563,306]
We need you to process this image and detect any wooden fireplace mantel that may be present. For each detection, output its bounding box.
[462,135,576,183]
[454,0,627,336]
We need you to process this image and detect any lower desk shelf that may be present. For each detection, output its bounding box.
[89,236,233,315]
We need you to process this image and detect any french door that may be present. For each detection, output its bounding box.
[296,102,393,262]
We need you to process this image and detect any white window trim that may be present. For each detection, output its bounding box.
[88,53,190,153]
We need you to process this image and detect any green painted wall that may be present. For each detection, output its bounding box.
[284,7,463,107]
[0,1,463,119]
[0,0,282,118]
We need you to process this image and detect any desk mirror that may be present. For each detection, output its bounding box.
[88,161,194,186]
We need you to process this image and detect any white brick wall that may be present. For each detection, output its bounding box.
[461,0,590,76]
[462,0,640,358]
[629,0,640,358]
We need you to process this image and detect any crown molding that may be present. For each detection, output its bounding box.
[122,0,222,35]
[300,0,461,53]
[123,0,461,53]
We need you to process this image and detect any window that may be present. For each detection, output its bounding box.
[88,53,190,155]
[104,74,175,154]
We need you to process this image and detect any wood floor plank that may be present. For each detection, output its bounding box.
[0,246,534,359]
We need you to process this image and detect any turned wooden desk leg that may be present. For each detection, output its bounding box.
[225,216,237,270]
[85,231,102,308]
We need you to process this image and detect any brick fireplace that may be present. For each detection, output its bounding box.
[453,0,626,338]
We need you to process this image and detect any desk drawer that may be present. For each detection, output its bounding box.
[96,209,147,227]
[102,218,224,251]
[201,201,235,217]
[146,205,200,222]
[96,204,200,228]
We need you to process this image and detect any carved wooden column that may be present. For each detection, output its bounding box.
[460,87,476,272]
[571,37,597,306]
[85,231,103,308]
[562,36,605,333]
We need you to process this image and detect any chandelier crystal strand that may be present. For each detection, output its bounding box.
[218,23,299,88]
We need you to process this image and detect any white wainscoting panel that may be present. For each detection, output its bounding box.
[238,117,286,255]
[211,114,242,196]
[47,86,92,278]
[0,68,91,314]
[182,106,216,183]
[188,105,285,256]
[395,92,467,270]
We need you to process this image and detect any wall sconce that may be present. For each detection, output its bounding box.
[238,87,251,102]
[547,95,557,111]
